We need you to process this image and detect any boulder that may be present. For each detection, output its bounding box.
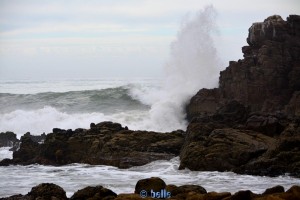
[134,177,166,197]
[27,183,67,200]
[70,185,117,200]
[262,185,285,195]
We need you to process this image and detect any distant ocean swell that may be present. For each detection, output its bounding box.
[0,83,163,137]
[0,85,149,114]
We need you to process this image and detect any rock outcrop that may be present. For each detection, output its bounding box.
[187,15,300,119]
[0,122,184,168]
[1,178,300,200]
[183,15,300,177]
[0,132,18,149]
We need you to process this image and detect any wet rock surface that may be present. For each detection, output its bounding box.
[0,178,299,200]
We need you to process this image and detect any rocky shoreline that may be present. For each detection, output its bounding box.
[182,14,300,177]
[0,121,184,168]
[0,14,300,199]
[1,14,300,177]
[0,177,299,200]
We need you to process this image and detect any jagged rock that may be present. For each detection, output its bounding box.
[187,15,300,120]
[1,122,184,168]
[183,15,300,176]
[12,135,39,164]
[0,132,19,148]
[23,132,46,144]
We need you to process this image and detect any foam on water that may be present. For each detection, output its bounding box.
[0,157,299,198]
[0,147,13,161]
[0,106,151,138]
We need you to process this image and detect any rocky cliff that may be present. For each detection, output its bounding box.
[187,15,300,119]
[182,15,300,177]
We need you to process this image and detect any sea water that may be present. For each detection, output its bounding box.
[0,150,299,197]
[1,79,300,198]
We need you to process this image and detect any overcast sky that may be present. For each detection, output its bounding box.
[0,0,299,80]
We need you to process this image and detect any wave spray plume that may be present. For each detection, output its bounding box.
[144,6,221,131]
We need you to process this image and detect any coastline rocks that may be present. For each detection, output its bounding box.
[182,15,300,176]
[0,183,68,200]
[179,128,274,171]
[0,122,184,168]
[187,15,300,119]
[1,179,299,200]
[0,132,19,149]
[0,132,46,153]
[70,186,117,200]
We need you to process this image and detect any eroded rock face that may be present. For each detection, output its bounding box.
[182,15,300,177]
[187,15,300,119]
[0,122,184,168]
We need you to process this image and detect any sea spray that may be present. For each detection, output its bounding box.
[132,5,221,131]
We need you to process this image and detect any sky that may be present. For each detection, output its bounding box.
[0,0,299,80]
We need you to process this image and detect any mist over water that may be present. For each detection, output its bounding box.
[135,6,221,131]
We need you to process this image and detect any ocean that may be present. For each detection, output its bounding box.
[0,78,300,198]
[0,78,174,137]
[1,7,299,198]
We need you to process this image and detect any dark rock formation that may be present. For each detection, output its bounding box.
[0,122,184,168]
[22,132,46,144]
[180,128,275,172]
[0,183,67,200]
[262,185,285,195]
[134,177,167,197]
[0,132,18,149]
[70,185,117,200]
[0,132,46,153]
[183,15,300,177]
[1,180,299,200]
[187,14,300,120]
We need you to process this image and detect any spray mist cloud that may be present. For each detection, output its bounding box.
[144,5,221,131]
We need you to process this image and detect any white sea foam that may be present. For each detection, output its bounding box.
[0,157,299,198]
[0,106,152,138]
[0,147,13,161]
